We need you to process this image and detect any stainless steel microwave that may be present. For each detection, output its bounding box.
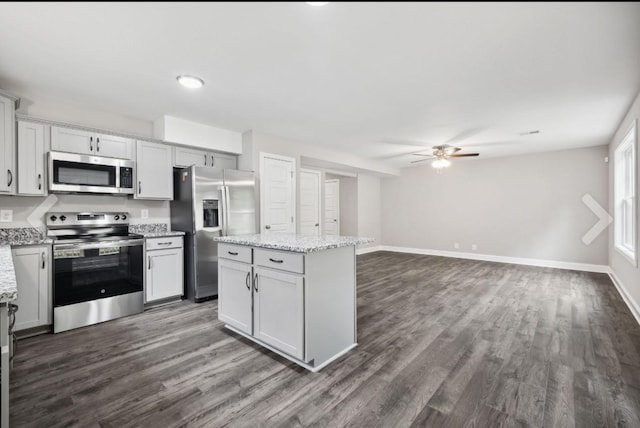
[48,151,135,195]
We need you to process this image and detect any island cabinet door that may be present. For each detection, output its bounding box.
[253,267,304,360]
[218,259,253,335]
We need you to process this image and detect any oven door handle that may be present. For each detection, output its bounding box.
[54,239,144,251]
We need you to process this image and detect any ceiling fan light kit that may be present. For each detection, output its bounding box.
[411,144,480,169]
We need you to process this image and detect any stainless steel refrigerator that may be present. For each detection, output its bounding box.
[170,166,256,302]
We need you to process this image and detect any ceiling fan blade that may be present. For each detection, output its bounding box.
[444,146,461,154]
[410,158,429,164]
[412,154,435,158]
[449,153,479,157]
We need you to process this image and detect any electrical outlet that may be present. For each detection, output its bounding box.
[141,209,149,219]
[454,242,460,249]
[0,210,12,222]
[471,244,477,251]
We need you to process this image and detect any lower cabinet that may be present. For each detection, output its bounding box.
[145,237,184,303]
[218,258,253,335]
[253,267,304,360]
[11,245,51,331]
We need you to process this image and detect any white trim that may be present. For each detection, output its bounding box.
[356,245,383,255]
[259,152,297,234]
[225,324,357,372]
[613,120,637,266]
[378,245,609,273]
[608,269,640,326]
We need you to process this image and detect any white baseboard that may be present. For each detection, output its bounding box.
[608,270,640,326]
[377,245,610,273]
[356,245,383,255]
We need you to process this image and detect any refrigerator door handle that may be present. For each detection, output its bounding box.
[220,185,229,236]
[224,185,231,236]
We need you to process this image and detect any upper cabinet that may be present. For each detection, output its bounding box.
[17,121,50,196]
[51,126,133,159]
[173,146,237,170]
[0,93,16,195]
[135,141,173,200]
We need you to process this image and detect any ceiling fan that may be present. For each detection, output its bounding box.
[411,145,479,168]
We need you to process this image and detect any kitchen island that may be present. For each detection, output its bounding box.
[214,234,373,372]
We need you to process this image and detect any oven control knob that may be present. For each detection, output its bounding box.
[49,215,57,222]
[59,215,67,222]
[114,215,120,221]
[121,214,127,220]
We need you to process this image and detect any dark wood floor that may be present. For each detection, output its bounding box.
[10,251,640,427]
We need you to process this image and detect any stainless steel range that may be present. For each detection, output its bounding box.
[47,212,144,333]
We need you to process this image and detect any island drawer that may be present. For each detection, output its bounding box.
[146,236,183,250]
[255,248,304,274]
[219,244,252,264]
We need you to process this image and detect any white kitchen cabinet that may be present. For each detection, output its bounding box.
[253,266,304,360]
[51,126,133,159]
[12,245,52,331]
[174,146,237,169]
[217,242,357,371]
[135,141,173,200]
[0,94,16,195]
[145,236,183,303]
[218,258,253,335]
[17,121,49,196]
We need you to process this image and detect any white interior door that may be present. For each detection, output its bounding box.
[299,169,321,236]
[261,154,295,234]
[325,179,340,236]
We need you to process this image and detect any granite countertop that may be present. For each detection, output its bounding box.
[142,231,186,238]
[0,245,17,303]
[0,227,52,246]
[215,234,374,253]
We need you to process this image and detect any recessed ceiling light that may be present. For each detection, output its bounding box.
[306,2,329,6]
[177,75,204,89]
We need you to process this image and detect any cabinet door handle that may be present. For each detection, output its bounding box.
[41,252,46,269]
[269,258,283,264]
[228,251,238,256]
[148,256,152,270]
[138,181,142,194]
[37,173,42,190]
[204,154,207,166]
[96,137,100,152]
[90,136,93,151]
[254,273,258,292]
[245,271,251,290]
[211,155,215,167]
[7,169,12,187]
[158,242,172,246]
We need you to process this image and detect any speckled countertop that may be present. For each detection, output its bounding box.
[0,227,52,246]
[142,231,186,238]
[129,223,185,238]
[215,234,374,253]
[0,245,17,303]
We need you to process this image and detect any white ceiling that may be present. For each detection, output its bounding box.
[0,2,639,167]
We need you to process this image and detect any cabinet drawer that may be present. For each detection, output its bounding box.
[255,248,304,274]
[219,244,252,264]
[146,236,183,250]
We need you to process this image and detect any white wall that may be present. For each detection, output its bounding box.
[357,174,382,248]
[381,145,609,265]
[609,90,640,320]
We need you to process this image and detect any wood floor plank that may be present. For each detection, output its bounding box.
[8,252,640,427]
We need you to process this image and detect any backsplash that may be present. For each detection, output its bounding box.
[128,223,168,234]
[0,227,45,245]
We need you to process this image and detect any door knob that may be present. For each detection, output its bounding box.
[265,225,271,230]
[315,223,319,227]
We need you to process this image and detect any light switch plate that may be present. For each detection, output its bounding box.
[141,209,149,219]
[0,210,13,222]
